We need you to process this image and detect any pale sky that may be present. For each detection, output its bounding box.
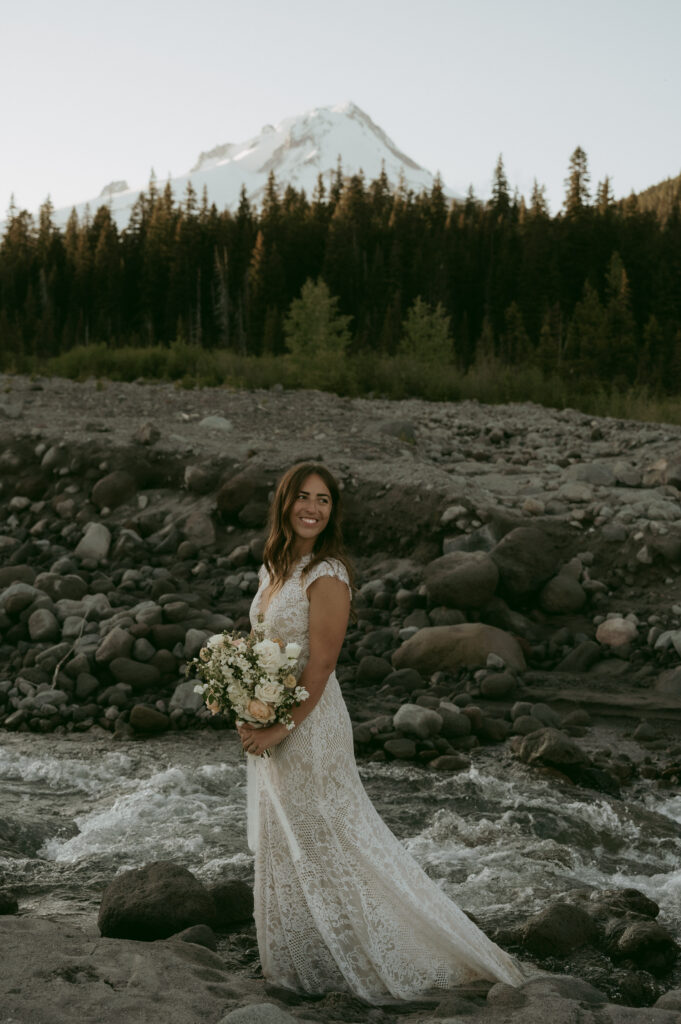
[3,0,680,219]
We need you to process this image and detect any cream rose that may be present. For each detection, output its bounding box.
[247,698,276,723]
[207,633,226,649]
[282,673,297,690]
[285,642,301,662]
[255,679,284,703]
[253,638,285,676]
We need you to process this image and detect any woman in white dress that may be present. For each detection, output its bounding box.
[236,462,526,1002]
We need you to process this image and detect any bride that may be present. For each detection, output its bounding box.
[235,462,526,1002]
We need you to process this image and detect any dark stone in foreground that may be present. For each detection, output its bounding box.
[98,860,216,940]
[0,889,19,915]
[209,879,254,928]
[520,902,598,954]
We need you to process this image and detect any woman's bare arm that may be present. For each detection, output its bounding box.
[238,575,350,752]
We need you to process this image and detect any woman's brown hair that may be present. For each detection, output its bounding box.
[262,462,354,592]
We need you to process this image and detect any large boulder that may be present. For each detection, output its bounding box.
[392,624,526,675]
[491,526,561,600]
[98,861,216,940]
[424,551,499,610]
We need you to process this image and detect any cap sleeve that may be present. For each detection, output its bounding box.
[304,558,351,598]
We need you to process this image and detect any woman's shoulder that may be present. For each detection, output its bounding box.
[304,556,351,590]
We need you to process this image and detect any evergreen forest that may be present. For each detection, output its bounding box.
[1,148,680,414]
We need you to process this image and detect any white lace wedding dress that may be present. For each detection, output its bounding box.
[247,554,526,1002]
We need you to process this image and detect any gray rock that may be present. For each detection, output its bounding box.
[109,658,161,691]
[356,655,393,685]
[132,638,156,662]
[437,701,472,738]
[382,668,424,693]
[183,511,216,549]
[531,702,562,727]
[184,628,211,659]
[565,462,616,487]
[655,989,681,1010]
[129,704,170,732]
[517,727,588,767]
[480,671,516,698]
[556,641,601,672]
[0,582,38,614]
[383,738,417,759]
[521,902,598,954]
[36,572,88,602]
[491,526,561,599]
[170,680,206,713]
[393,703,442,739]
[184,464,217,494]
[429,754,470,771]
[512,714,544,735]
[379,419,416,444]
[95,626,134,664]
[28,608,59,642]
[539,573,587,614]
[199,415,233,433]
[209,879,254,927]
[134,421,160,445]
[424,550,499,610]
[168,923,217,951]
[74,522,111,562]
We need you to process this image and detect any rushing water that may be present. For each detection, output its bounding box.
[1,728,680,967]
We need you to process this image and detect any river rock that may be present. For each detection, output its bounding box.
[109,658,161,691]
[95,626,134,663]
[392,703,442,739]
[429,754,470,771]
[129,704,170,732]
[169,923,217,951]
[0,581,38,614]
[383,738,417,759]
[182,511,216,549]
[516,727,588,767]
[596,617,638,647]
[74,522,111,562]
[209,879,254,927]
[437,701,472,738]
[98,860,216,940]
[480,671,516,698]
[392,624,526,674]
[382,668,424,693]
[170,680,206,713]
[92,470,136,510]
[424,551,499,609]
[491,526,561,599]
[356,655,393,685]
[539,572,587,614]
[28,608,59,642]
[521,902,598,954]
[35,572,88,602]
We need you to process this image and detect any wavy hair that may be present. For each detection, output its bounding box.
[262,462,354,592]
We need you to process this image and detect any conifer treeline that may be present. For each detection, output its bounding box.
[1,149,680,391]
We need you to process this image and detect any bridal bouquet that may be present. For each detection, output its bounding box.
[191,629,308,740]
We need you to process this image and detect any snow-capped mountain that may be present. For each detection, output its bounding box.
[52,102,461,228]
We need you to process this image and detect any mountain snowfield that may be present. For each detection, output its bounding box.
[51,101,462,229]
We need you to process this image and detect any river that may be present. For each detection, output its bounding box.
[1,728,680,993]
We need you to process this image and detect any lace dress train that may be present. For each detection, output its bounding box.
[247,555,525,1002]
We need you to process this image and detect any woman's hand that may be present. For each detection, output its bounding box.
[237,721,288,757]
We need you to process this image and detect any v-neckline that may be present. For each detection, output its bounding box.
[258,555,311,621]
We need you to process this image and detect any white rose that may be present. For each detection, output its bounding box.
[207,633,226,649]
[193,683,207,694]
[253,638,285,676]
[285,642,301,662]
[255,679,284,704]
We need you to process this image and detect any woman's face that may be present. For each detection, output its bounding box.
[288,473,332,549]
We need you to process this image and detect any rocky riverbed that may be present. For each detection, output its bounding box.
[1,373,681,1022]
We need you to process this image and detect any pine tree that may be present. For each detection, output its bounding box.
[398,297,453,362]
[491,155,510,216]
[284,278,352,359]
[564,147,591,216]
